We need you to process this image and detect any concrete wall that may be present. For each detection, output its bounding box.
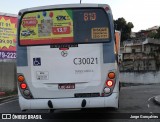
[0,62,17,92]
[120,71,160,84]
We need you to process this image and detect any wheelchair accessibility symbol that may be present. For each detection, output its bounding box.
[33,58,41,66]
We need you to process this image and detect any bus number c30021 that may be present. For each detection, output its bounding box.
[73,58,98,65]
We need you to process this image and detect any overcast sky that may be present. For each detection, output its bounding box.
[0,0,160,32]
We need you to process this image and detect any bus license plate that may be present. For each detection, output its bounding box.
[58,83,75,89]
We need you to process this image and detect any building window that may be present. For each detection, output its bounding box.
[132,49,135,53]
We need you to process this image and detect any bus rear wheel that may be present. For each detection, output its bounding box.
[49,109,54,113]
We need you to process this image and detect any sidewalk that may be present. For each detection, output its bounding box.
[0,94,18,104]
[154,95,160,105]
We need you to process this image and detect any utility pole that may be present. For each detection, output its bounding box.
[80,0,82,4]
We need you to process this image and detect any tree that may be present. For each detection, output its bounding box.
[155,27,160,39]
[148,31,157,38]
[114,18,126,31]
[114,17,134,41]
[148,27,160,39]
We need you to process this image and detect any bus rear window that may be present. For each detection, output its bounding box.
[19,8,111,45]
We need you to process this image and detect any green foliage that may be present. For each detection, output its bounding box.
[148,31,157,38]
[148,27,160,39]
[114,17,134,41]
[155,27,160,39]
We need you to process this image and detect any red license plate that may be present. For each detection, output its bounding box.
[58,83,75,89]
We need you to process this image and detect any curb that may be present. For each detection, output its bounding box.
[120,83,160,87]
[153,95,160,106]
[0,95,18,103]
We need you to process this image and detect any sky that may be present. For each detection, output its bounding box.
[0,0,160,32]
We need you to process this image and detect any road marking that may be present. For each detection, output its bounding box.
[0,99,17,106]
[148,96,156,102]
[147,96,158,114]
[148,96,154,101]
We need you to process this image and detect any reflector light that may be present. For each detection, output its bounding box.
[105,7,110,11]
[18,75,25,82]
[101,93,104,97]
[104,87,111,93]
[23,90,30,96]
[106,80,113,87]
[20,83,27,89]
[108,72,115,79]
[59,48,69,50]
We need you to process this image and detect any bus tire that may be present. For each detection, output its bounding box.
[22,109,27,112]
[49,109,54,113]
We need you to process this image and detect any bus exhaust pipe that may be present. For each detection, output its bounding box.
[48,100,53,108]
[81,99,86,107]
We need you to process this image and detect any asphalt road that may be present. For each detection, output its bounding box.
[0,84,160,122]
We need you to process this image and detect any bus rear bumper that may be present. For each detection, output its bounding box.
[19,93,119,110]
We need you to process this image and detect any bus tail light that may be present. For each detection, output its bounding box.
[106,80,114,87]
[18,75,25,82]
[104,6,110,12]
[103,87,111,94]
[108,72,115,79]
[17,74,33,99]
[20,83,27,89]
[23,90,30,96]
[101,71,116,97]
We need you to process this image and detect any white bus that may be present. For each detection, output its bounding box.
[17,4,119,111]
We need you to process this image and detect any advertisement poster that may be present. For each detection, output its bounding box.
[20,10,73,45]
[0,15,17,59]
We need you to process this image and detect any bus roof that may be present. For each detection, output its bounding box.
[18,4,111,15]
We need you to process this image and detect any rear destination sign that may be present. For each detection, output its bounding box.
[91,27,109,39]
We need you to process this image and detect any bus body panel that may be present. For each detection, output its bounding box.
[17,43,119,98]
[28,44,103,98]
